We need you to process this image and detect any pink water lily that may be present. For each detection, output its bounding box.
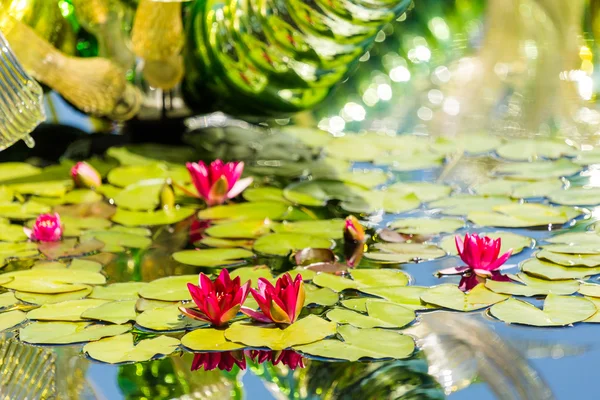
[437,233,512,292]
[247,350,305,370]
[241,273,305,325]
[191,351,246,372]
[344,216,366,268]
[70,161,102,188]
[24,213,63,242]
[184,160,253,206]
[179,269,250,326]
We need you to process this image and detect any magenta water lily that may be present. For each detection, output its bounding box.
[185,159,253,205]
[344,215,366,267]
[24,213,63,242]
[179,269,250,326]
[241,273,305,325]
[438,233,513,292]
[70,161,102,188]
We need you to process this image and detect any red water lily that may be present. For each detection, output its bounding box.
[247,350,305,370]
[70,161,102,188]
[184,160,253,206]
[241,273,305,325]
[344,216,366,268]
[191,351,246,372]
[189,219,211,245]
[437,233,512,292]
[24,213,63,242]
[179,269,250,326]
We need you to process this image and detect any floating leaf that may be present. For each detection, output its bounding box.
[63,189,104,204]
[20,322,131,344]
[8,181,71,198]
[0,187,13,202]
[340,298,393,312]
[0,292,17,309]
[90,282,148,301]
[420,284,508,311]
[206,219,273,239]
[312,269,409,292]
[521,258,600,280]
[70,259,103,272]
[0,223,28,242]
[0,269,105,293]
[429,195,514,216]
[579,283,600,297]
[107,144,196,166]
[38,238,104,260]
[111,208,196,227]
[537,250,600,267]
[81,300,137,324]
[80,231,152,252]
[323,136,382,161]
[200,236,254,250]
[173,248,254,267]
[305,284,338,306]
[295,324,414,361]
[15,287,92,305]
[138,275,198,301]
[312,273,360,292]
[224,315,336,350]
[574,149,600,165]
[0,310,26,332]
[484,279,578,297]
[326,301,414,328]
[55,201,116,220]
[27,299,109,321]
[0,201,51,220]
[468,203,581,228]
[283,180,368,207]
[317,169,389,188]
[542,243,600,255]
[489,295,596,326]
[0,242,39,265]
[511,180,564,199]
[0,163,41,182]
[83,333,180,364]
[389,218,464,235]
[379,153,444,171]
[548,188,600,206]
[243,187,289,203]
[114,179,165,211]
[272,219,345,239]
[107,164,189,188]
[496,139,575,161]
[197,202,289,221]
[253,233,333,256]
[493,159,581,180]
[295,248,336,266]
[136,305,205,332]
[61,215,112,237]
[440,231,532,256]
[387,182,452,202]
[365,243,446,263]
[358,286,436,310]
[546,232,600,245]
[181,328,245,351]
[341,191,421,214]
[135,298,177,313]
[430,134,502,155]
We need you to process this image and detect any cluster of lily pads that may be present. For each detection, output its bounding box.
[2,127,600,371]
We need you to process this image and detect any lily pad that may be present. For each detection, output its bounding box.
[387,182,452,202]
[340,191,421,214]
[283,180,368,207]
[440,231,532,256]
[468,203,581,228]
[181,328,245,351]
[243,187,289,203]
[294,324,415,361]
[489,295,596,326]
[0,242,39,265]
[546,232,600,246]
[0,223,28,242]
[136,305,205,332]
[317,169,389,188]
[38,238,104,260]
[537,250,600,267]
[429,195,514,216]
[111,208,196,227]
[61,215,112,237]
[365,243,446,263]
[312,269,409,292]
[80,231,152,252]
[0,310,27,331]
[90,282,148,301]
[542,243,600,255]
[138,275,198,301]
[548,188,600,206]
[63,189,104,204]
[326,301,414,328]
[8,181,71,198]
[15,287,93,305]
[0,292,18,309]
[206,219,273,239]
[323,136,382,161]
[493,159,581,180]
[305,284,338,306]
[511,180,564,199]
[272,219,345,240]
[27,299,109,321]
[114,179,165,211]
[0,163,41,182]
[430,134,502,154]
[0,187,13,202]
[484,279,578,297]
[521,258,600,280]
[378,153,445,171]
[197,202,289,221]
[358,286,436,310]
[0,201,51,220]
[253,233,333,256]
[173,248,254,267]
[224,315,337,350]
[81,300,138,324]
[579,283,600,297]
[83,333,180,364]
[420,284,508,311]
[496,139,575,161]
[107,164,189,188]
[230,266,272,285]
[0,269,105,293]
[20,321,131,344]
[389,218,464,235]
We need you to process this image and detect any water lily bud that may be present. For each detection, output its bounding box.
[344,216,366,268]
[71,162,102,188]
[160,180,176,210]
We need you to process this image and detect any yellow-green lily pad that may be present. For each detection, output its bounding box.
[173,248,254,267]
[138,275,197,301]
[136,305,204,332]
[181,328,245,351]
[253,233,333,256]
[206,219,273,239]
[358,286,436,310]
[493,159,581,180]
[0,291,18,309]
[0,223,28,242]
[20,321,131,344]
[90,282,148,301]
[305,284,338,306]
[81,300,137,324]
[537,250,600,267]
[63,189,104,204]
[8,181,71,198]
[520,258,600,280]
[579,283,600,297]
[83,333,180,364]
[326,301,414,329]
[107,164,189,188]
[0,310,27,332]
[496,139,576,161]
[489,295,596,326]
[113,179,164,211]
[272,219,345,239]
[111,207,196,227]
[484,278,578,297]
[15,287,93,305]
[389,217,464,235]
[387,182,452,202]
[0,201,51,220]
[0,163,41,182]
[0,269,106,293]
[283,180,369,207]
[420,284,508,311]
[429,195,514,216]
[80,230,152,252]
[365,243,446,263]
[197,202,289,221]
[243,187,289,203]
[27,299,109,321]
[468,203,581,228]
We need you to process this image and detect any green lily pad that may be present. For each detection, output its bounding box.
[83,333,180,364]
[305,284,338,306]
[546,232,600,245]
[111,208,196,227]
[542,243,600,255]
[15,287,93,305]
[579,283,600,297]
[138,275,198,301]
[0,242,39,266]
[136,305,205,332]
[389,217,464,235]
[0,201,51,220]
[511,179,564,199]
[420,284,508,311]
[429,195,514,216]
[136,297,177,312]
[90,282,148,301]
[81,300,137,324]
[107,164,189,188]
[430,134,502,154]
[472,179,522,197]
[489,295,596,326]
[548,188,600,206]
[0,187,13,202]
[283,180,368,207]
[8,181,71,198]
[520,258,600,280]
[317,169,389,188]
[80,231,152,252]
[206,219,273,239]
[377,152,445,171]
[387,182,452,202]
[312,273,360,292]
[61,215,112,237]
[493,158,581,180]
[340,298,392,312]
[326,301,414,328]
[312,269,409,292]
[96,184,122,201]
[584,297,600,322]
[173,248,254,267]
[114,179,165,211]
[0,163,41,182]
[440,231,532,256]
[365,243,446,263]
[181,328,245,351]
[496,139,576,161]
[294,324,414,361]
[537,250,600,267]
[38,238,104,260]
[484,279,578,297]
[272,219,345,240]
[253,233,333,256]
[340,191,421,214]
[243,187,289,203]
[574,149,600,165]
[0,269,105,293]
[468,203,581,228]
[224,315,337,350]
[27,299,109,321]
[197,202,289,221]
[0,223,28,242]
[106,145,196,166]
[0,292,17,309]
[0,310,27,332]
[63,189,104,204]
[20,321,131,344]
[323,136,382,161]
[70,259,103,272]
[358,286,436,310]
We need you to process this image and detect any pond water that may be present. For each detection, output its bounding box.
[1,121,600,400]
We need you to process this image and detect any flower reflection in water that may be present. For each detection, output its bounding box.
[247,350,305,370]
[190,350,306,372]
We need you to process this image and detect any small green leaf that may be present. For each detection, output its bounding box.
[63,189,104,204]
[485,279,578,297]
[305,284,338,306]
[243,187,289,203]
[489,295,596,326]
[15,287,93,305]
[272,219,345,239]
[387,182,452,202]
[81,300,138,324]
[429,195,514,216]
[80,230,152,252]
[181,328,245,351]
[0,310,27,332]
[365,243,446,263]
[283,180,368,207]
[114,179,165,211]
[389,217,464,235]
[111,208,196,226]
[493,159,581,180]
[136,305,204,332]
[173,248,254,267]
[537,250,600,267]
[83,333,180,364]
[107,164,189,188]
[27,299,110,321]
[206,219,273,239]
[138,275,198,301]
[197,202,289,221]
[496,139,575,161]
[326,301,414,328]
[358,286,436,310]
[520,258,600,280]
[90,282,148,301]
[548,187,600,206]
[20,322,131,344]
[420,284,508,311]
[579,283,600,298]
[253,233,333,256]
[0,269,105,294]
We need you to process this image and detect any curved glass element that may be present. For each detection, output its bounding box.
[0,30,45,151]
